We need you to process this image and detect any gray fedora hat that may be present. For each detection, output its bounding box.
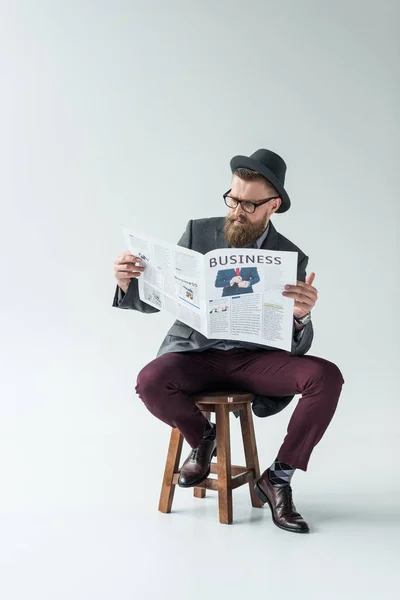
[230,148,291,213]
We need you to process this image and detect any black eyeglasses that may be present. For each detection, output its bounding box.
[223,189,280,214]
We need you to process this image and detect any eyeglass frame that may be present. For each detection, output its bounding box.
[223,189,280,214]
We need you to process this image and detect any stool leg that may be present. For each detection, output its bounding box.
[193,409,211,500]
[215,405,233,524]
[239,403,263,508]
[158,427,184,513]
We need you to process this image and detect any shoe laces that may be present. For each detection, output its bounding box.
[283,485,294,505]
[190,447,199,462]
[280,486,300,516]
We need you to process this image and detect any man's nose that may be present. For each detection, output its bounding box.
[232,204,245,218]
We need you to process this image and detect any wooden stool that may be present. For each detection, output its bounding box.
[158,391,263,524]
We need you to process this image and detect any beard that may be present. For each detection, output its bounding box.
[224,213,268,247]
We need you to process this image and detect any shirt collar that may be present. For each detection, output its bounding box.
[255,221,270,248]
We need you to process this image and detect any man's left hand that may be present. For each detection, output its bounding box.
[282,272,318,319]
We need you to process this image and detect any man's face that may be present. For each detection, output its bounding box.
[224,175,281,247]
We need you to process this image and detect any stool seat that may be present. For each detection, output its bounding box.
[158,390,263,524]
[192,391,254,405]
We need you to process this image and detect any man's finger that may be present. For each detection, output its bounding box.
[294,297,314,308]
[116,252,133,262]
[306,272,316,286]
[283,290,315,301]
[116,253,142,264]
[116,265,144,275]
[287,281,318,294]
[284,285,318,297]
[115,263,144,273]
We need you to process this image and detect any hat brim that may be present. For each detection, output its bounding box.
[230,155,291,213]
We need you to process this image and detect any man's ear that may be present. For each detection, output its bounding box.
[271,197,282,214]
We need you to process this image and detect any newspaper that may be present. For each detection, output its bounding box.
[123,228,298,351]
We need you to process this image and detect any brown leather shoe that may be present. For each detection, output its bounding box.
[254,469,310,533]
[177,436,217,488]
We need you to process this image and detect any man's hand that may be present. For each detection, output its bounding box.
[230,276,242,286]
[238,280,250,288]
[282,272,318,319]
[114,252,145,294]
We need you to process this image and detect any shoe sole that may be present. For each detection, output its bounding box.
[254,482,310,534]
[177,448,217,489]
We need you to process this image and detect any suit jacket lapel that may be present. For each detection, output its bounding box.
[215,217,230,248]
[261,220,279,250]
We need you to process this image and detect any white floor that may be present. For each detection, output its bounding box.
[1,363,398,600]
[1,472,399,600]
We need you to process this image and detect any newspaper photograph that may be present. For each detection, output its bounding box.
[123,228,298,350]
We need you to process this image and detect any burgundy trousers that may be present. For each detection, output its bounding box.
[135,348,344,471]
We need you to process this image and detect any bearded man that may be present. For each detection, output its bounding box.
[113,149,344,534]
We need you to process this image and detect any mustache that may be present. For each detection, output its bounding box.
[227,214,248,224]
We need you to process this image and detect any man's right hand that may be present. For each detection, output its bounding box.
[230,276,242,286]
[114,252,144,293]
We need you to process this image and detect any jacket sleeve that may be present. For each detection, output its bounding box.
[215,270,232,288]
[290,253,314,355]
[249,268,260,286]
[112,278,160,312]
[112,220,193,312]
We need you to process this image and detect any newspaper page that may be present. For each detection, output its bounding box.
[205,248,298,351]
[122,228,207,335]
[122,228,298,351]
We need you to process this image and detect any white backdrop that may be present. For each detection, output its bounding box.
[1,2,399,599]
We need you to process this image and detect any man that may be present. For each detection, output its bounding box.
[215,266,260,296]
[113,149,344,534]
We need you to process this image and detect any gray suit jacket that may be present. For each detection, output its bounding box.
[113,217,314,415]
